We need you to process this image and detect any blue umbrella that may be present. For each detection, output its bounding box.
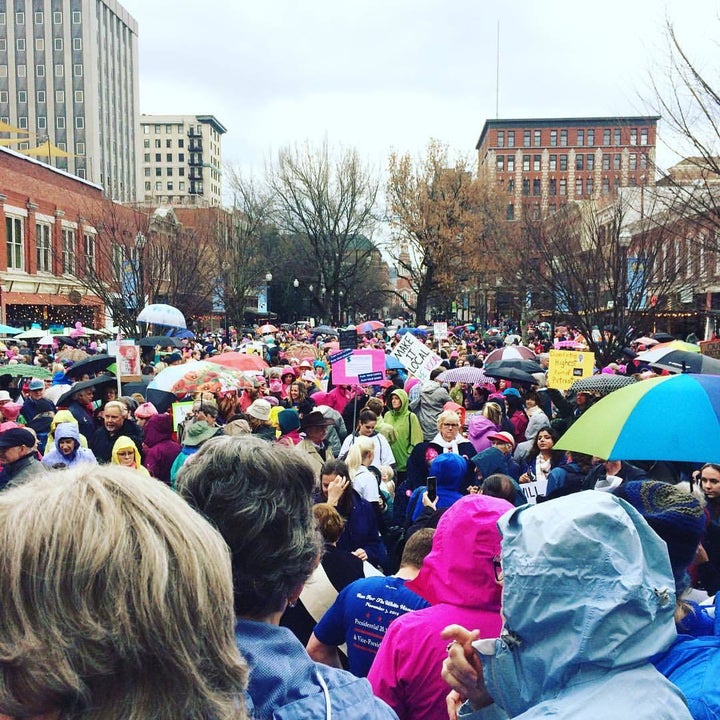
[396,327,428,338]
[0,323,22,335]
[385,355,406,370]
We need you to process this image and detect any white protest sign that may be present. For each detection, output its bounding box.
[391,332,442,383]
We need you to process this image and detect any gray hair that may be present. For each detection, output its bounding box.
[177,435,322,618]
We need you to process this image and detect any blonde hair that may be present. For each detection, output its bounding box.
[345,436,375,478]
[482,401,503,427]
[0,465,247,720]
[436,410,460,431]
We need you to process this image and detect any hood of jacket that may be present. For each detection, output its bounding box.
[388,388,409,416]
[54,421,80,448]
[407,494,512,609]
[467,415,500,454]
[481,491,678,715]
[143,412,174,447]
[111,435,142,467]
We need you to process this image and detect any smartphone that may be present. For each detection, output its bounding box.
[427,475,437,503]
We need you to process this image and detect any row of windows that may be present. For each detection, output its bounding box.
[144,166,186,177]
[7,115,85,131]
[143,154,187,170]
[10,89,83,104]
[495,127,650,149]
[144,181,188,192]
[5,218,94,275]
[0,63,83,77]
[0,11,82,25]
[142,123,205,135]
[496,151,649,173]
[143,138,185,149]
[507,175,625,197]
[1,37,82,51]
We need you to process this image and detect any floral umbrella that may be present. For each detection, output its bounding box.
[148,360,254,400]
[485,346,537,363]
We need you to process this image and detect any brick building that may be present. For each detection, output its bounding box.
[476,116,659,221]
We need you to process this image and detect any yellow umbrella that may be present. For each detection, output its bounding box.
[21,140,74,158]
[0,119,29,134]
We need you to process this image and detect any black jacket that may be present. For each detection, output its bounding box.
[90,419,143,464]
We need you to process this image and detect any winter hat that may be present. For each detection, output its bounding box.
[0,391,10,403]
[28,379,45,391]
[135,402,158,419]
[52,371,67,385]
[430,453,468,504]
[0,402,22,421]
[278,409,301,434]
[269,379,283,394]
[301,370,316,383]
[183,421,217,447]
[613,480,706,594]
[0,427,36,449]
[502,387,521,398]
[246,399,271,422]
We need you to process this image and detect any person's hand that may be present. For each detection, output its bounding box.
[466,485,480,495]
[441,624,494,711]
[326,475,348,506]
[695,542,709,565]
[352,548,368,561]
[422,491,438,510]
[519,472,530,484]
[446,690,466,720]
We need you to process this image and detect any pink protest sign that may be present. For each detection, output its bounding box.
[331,349,386,385]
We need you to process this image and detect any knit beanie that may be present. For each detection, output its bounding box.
[278,409,300,435]
[614,480,706,594]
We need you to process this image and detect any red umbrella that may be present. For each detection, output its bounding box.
[207,352,269,372]
[356,320,385,334]
[258,324,278,334]
[485,346,536,363]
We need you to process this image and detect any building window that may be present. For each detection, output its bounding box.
[559,179,567,196]
[36,222,51,271]
[587,129,595,146]
[15,11,25,25]
[497,130,504,148]
[153,139,160,148]
[559,154,568,171]
[155,168,162,177]
[587,177,594,195]
[179,181,185,191]
[602,177,610,194]
[56,116,65,129]
[549,178,557,196]
[178,139,184,148]
[613,154,621,170]
[507,178,514,193]
[603,129,611,146]
[73,64,82,77]
[76,142,84,155]
[144,181,151,191]
[143,153,150,162]
[532,178,541,196]
[178,168,185,177]
[5,217,23,270]
[522,179,530,196]
[576,154,584,171]
[507,155,514,172]
[16,64,25,77]
[550,130,557,147]
[17,90,26,103]
[62,229,76,274]
[522,155,530,171]
[0,91,7,102]
[53,11,62,23]
[155,153,161,162]
[507,131,515,147]
[640,128,648,146]
[143,139,150,149]
[586,154,594,171]
[35,37,44,50]
[16,38,25,51]
[602,153,610,170]
[143,125,149,134]
[37,90,46,103]
[72,10,81,23]
[639,153,648,170]
[35,64,44,77]
[577,129,584,146]
[532,155,540,171]
[0,39,4,51]
[165,139,172,148]
[575,178,583,195]
[72,37,81,50]
[155,181,162,191]
[496,155,504,171]
[55,64,63,77]
[523,130,531,147]
[167,182,174,191]
[629,128,638,146]
[0,13,5,24]
[75,116,84,129]
[84,233,95,273]
[533,129,541,147]
[560,129,568,146]
[18,116,27,129]
[549,154,557,171]
[154,124,161,134]
[629,153,637,171]
[614,128,621,145]
[74,90,83,103]
[37,116,46,129]
[165,124,172,133]
[166,167,173,176]
[55,90,65,103]
[506,204,514,220]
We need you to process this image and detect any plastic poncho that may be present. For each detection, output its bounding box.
[111,435,149,476]
[382,389,423,472]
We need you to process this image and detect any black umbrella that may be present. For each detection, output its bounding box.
[484,358,543,375]
[311,325,338,336]
[122,379,150,398]
[484,366,537,385]
[652,332,676,343]
[138,336,182,348]
[63,354,115,380]
[648,350,720,375]
[57,375,117,407]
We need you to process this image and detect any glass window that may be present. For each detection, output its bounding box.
[72,10,81,23]
[549,178,557,196]
[74,90,83,103]
[73,64,82,77]
[497,130,504,148]
[559,179,567,196]
[167,182,174,191]
[84,233,95,273]
[587,154,594,171]
[62,228,76,274]
[166,153,172,162]
[17,90,26,103]
[144,182,151,191]
[155,182,162,191]
[36,222,51,271]
[507,131,515,147]
[559,154,568,171]
[613,154,621,170]
[630,129,637,145]
[576,154,584,171]
[532,178,541,195]
[178,153,184,162]
[640,128,648,146]
[550,130,557,147]
[603,129,611,146]
[165,139,172,148]
[614,128,621,145]
[507,156,514,172]
[587,177,594,195]
[143,153,150,162]
[17,64,26,77]
[178,139,184,148]
[73,37,81,50]
[179,168,185,177]
[54,37,62,50]
[155,153,161,162]
[507,178,514,193]
[533,155,541,171]
[629,153,637,171]
[166,167,173,176]
[56,116,65,129]
[179,181,185,191]
[533,130,541,147]
[154,139,161,148]
[55,90,64,103]
[587,129,595,146]
[522,179,530,196]
[37,90,45,103]
[549,154,557,171]
[639,153,648,170]
[0,91,6,102]
[575,178,583,195]
[523,130,531,147]
[143,125,149,134]
[16,38,25,51]
[37,116,46,129]
[55,64,63,77]
[6,217,23,270]
[560,129,568,146]
[602,177,610,194]
[602,154,610,170]
[15,11,25,24]
[522,155,530,171]
[76,142,84,155]
[577,129,584,146]
[155,168,161,177]
[506,204,514,221]
[53,11,62,23]
[35,64,44,77]
[496,155,504,171]
[75,117,84,129]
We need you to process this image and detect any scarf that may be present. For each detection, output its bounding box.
[431,432,460,454]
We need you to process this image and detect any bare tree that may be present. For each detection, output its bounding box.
[268,140,380,325]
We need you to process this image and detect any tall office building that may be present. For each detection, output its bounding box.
[476,116,659,221]
[0,0,139,202]
[139,114,226,207]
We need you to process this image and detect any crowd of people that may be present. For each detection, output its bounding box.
[0,319,716,719]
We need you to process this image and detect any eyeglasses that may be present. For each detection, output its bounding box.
[441,423,459,428]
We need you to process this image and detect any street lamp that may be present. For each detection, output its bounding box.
[134,231,147,313]
[264,272,273,317]
[292,278,300,322]
[618,230,632,312]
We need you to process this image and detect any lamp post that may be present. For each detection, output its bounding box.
[293,278,299,322]
[618,230,632,342]
[133,232,147,330]
[264,272,273,318]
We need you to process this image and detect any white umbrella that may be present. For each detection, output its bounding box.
[136,303,186,329]
[15,328,47,340]
[37,335,55,346]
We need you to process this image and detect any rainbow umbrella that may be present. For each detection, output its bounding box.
[555,374,720,463]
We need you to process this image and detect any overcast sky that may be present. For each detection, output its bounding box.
[121,0,720,181]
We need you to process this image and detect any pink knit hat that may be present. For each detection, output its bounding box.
[135,402,158,419]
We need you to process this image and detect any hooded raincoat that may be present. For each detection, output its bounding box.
[142,413,181,485]
[368,494,512,720]
[383,389,423,473]
[111,435,150,476]
[41,421,96,469]
[459,492,692,720]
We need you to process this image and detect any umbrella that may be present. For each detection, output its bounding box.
[138,336,182,348]
[484,358,544,375]
[257,324,278,334]
[569,374,637,396]
[57,376,118,407]
[504,334,522,346]
[121,380,150,398]
[436,367,490,385]
[637,342,701,366]
[137,303,186,329]
[21,139,74,158]
[63,354,116,380]
[484,366,537,385]
[485,346,536,363]
[0,364,52,379]
[208,352,269,372]
[37,335,55,346]
[148,360,254,399]
[642,350,720,375]
[633,336,658,347]
[0,323,22,335]
[652,332,676,343]
[647,340,700,355]
[396,327,429,338]
[311,325,338,336]
[15,328,48,340]
[356,320,385,334]
[555,374,720,463]
[385,355,406,371]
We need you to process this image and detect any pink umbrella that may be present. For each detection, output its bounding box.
[485,346,536,363]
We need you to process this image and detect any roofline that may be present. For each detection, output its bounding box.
[196,115,228,135]
[139,114,228,135]
[475,115,661,150]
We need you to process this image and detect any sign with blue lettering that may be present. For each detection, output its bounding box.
[358,371,384,384]
[328,348,354,365]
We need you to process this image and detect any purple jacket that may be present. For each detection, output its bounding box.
[142,413,181,485]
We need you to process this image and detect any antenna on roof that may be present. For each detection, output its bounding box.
[495,20,500,119]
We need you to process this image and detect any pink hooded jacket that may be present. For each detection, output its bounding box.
[367,495,512,720]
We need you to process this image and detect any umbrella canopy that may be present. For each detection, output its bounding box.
[148,360,254,399]
[652,332,676,343]
[634,336,659,347]
[436,367,490,385]
[57,376,118,407]
[385,355,406,371]
[647,340,700,355]
[556,374,720,463]
[637,342,702,366]
[311,325,338,336]
[483,366,537,385]
[21,139,74,158]
[137,303,186,329]
[396,327,429,338]
[0,324,22,335]
[569,374,637,396]
[484,358,544,375]
[356,320,385,334]
[504,334,522,346]
[0,364,52,379]
[137,335,182,348]
[14,328,48,340]
[485,346,536,363]
[642,350,720,375]
[257,323,278,334]
[37,335,55,346]
[207,352,269,372]
[63,354,116,380]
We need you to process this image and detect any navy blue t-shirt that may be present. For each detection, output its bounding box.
[313,575,429,677]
